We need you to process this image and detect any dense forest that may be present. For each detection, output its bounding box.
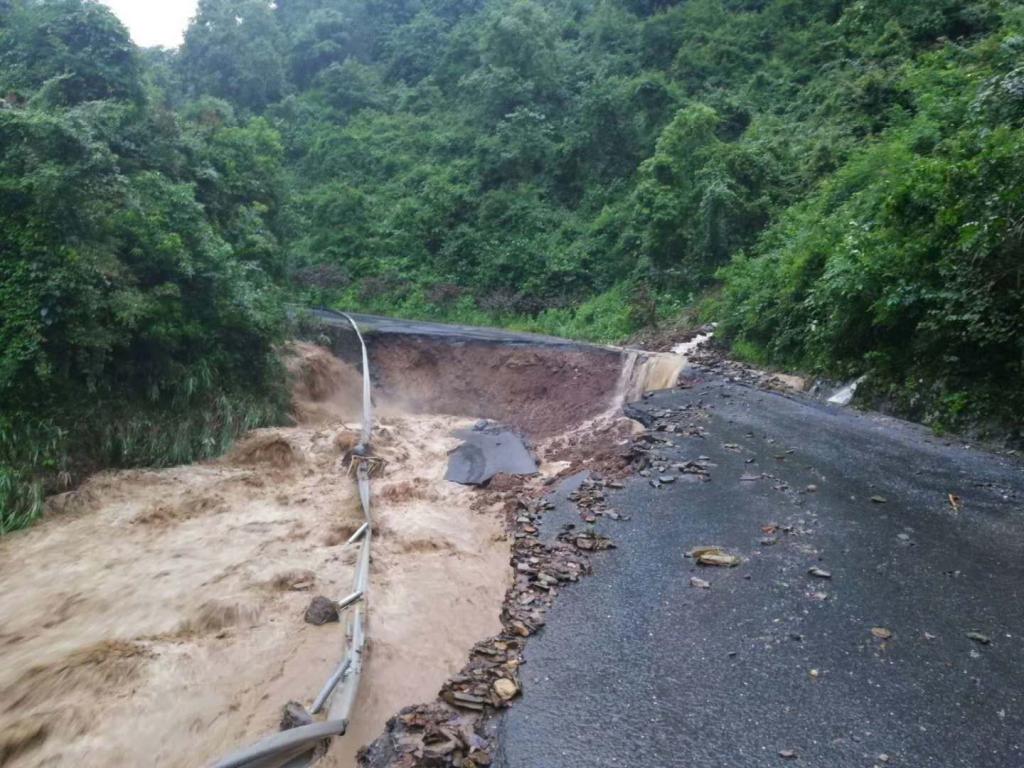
[2,0,1023,529]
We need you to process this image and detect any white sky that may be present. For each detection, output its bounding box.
[100,1,199,49]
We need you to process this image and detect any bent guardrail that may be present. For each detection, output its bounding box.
[212,312,374,768]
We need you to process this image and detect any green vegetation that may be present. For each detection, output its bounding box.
[3,0,1023,527]
[1,1,287,530]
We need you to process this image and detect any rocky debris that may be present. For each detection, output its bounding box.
[446,428,538,486]
[358,703,493,768]
[359,487,609,768]
[567,479,630,523]
[560,528,616,551]
[687,546,742,567]
[304,595,340,625]
[281,701,315,730]
[688,343,807,395]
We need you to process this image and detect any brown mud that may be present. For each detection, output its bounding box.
[364,337,625,437]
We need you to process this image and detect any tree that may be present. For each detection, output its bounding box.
[0,0,143,105]
[178,0,287,112]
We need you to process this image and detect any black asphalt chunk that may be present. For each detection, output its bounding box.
[495,378,1024,768]
[446,428,538,485]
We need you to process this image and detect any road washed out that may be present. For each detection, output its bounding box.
[0,333,688,768]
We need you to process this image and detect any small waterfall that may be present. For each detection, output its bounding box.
[612,350,687,407]
[827,375,867,406]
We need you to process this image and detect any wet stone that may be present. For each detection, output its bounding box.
[304,595,340,625]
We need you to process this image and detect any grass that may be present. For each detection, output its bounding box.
[0,389,287,536]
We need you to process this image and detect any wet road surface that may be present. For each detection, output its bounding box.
[310,309,602,349]
[496,376,1024,768]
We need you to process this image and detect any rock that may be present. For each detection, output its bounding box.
[304,595,340,625]
[687,546,741,567]
[493,678,519,701]
[690,577,711,589]
[449,691,486,710]
[871,627,893,640]
[281,701,314,730]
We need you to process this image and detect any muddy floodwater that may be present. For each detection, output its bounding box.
[0,337,687,767]
[0,345,508,767]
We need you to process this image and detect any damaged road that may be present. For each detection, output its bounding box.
[494,376,1024,767]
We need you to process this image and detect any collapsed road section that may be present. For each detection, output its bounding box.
[0,313,686,768]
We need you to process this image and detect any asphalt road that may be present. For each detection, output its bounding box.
[309,309,602,349]
[495,376,1024,768]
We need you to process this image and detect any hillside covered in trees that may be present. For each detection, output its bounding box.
[2,0,1023,528]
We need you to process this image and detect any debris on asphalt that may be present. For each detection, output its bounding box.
[870,495,888,504]
[304,595,340,625]
[446,427,538,485]
[563,479,632,522]
[778,749,798,759]
[688,546,742,567]
[493,678,519,701]
[808,567,832,579]
[871,627,893,640]
[966,631,991,645]
[361,468,617,768]
[565,530,617,551]
[948,493,962,512]
[690,577,711,589]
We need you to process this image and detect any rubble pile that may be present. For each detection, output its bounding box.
[567,478,630,523]
[688,344,807,394]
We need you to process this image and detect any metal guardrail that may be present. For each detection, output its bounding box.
[212,313,375,768]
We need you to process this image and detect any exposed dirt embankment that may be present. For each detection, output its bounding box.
[364,337,626,437]
[0,344,508,768]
